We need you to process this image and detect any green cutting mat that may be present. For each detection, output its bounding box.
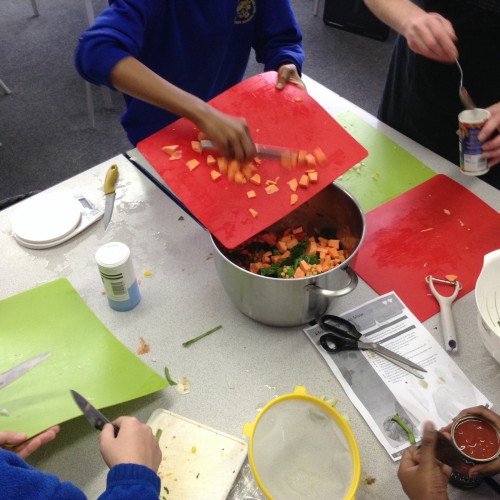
[0,278,167,438]
[336,111,436,212]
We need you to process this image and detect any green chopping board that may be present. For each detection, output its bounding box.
[335,111,436,212]
[0,278,167,438]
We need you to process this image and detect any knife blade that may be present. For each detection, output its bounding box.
[70,390,119,437]
[103,164,119,230]
[200,139,292,159]
[0,352,51,390]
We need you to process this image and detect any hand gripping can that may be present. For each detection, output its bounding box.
[95,242,141,311]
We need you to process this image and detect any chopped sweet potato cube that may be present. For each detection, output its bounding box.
[290,194,298,205]
[308,171,318,183]
[186,159,200,171]
[299,174,310,188]
[162,145,179,155]
[249,173,261,185]
[313,147,327,165]
[247,190,256,199]
[207,154,217,166]
[249,208,258,218]
[217,157,228,174]
[305,153,317,166]
[234,171,247,184]
[210,170,222,181]
[191,141,202,153]
[169,150,183,160]
[287,178,298,192]
[265,184,279,195]
[306,240,317,256]
[242,163,256,179]
[445,274,458,282]
[294,266,305,278]
[300,260,311,273]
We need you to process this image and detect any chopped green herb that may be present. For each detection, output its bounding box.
[155,428,163,440]
[182,325,222,347]
[164,367,178,387]
[392,414,416,445]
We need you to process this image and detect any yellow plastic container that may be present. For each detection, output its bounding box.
[243,386,361,500]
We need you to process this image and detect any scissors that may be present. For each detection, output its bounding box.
[318,315,427,378]
[0,352,51,390]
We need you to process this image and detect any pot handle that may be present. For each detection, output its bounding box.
[305,267,358,297]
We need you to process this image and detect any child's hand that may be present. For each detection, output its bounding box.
[100,416,162,472]
[0,426,60,459]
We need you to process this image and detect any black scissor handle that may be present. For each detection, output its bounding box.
[319,315,362,341]
[319,333,358,353]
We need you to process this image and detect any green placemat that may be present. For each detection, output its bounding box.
[335,111,436,212]
[0,278,167,437]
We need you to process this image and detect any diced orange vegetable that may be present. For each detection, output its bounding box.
[186,159,200,171]
[294,267,305,278]
[305,153,317,166]
[242,163,256,180]
[210,170,222,181]
[249,173,261,185]
[217,157,228,174]
[313,147,327,165]
[277,240,288,253]
[328,239,340,249]
[299,174,310,188]
[306,240,317,256]
[247,190,256,199]
[249,208,258,218]
[293,96,303,103]
[298,150,308,165]
[290,194,298,205]
[191,141,202,153]
[445,274,458,282]
[287,178,298,192]
[162,145,179,155]
[308,171,318,183]
[265,184,279,195]
[300,260,311,273]
[207,154,217,167]
[169,150,183,160]
[292,227,303,234]
[234,171,247,184]
[286,237,299,249]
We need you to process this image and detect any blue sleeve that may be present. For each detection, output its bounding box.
[75,0,159,88]
[98,463,161,499]
[0,449,86,500]
[253,0,304,74]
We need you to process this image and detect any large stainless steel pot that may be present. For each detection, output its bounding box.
[210,183,365,327]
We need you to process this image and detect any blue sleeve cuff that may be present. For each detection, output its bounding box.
[101,463,161,499]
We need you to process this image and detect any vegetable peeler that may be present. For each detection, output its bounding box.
[426,276,462,352]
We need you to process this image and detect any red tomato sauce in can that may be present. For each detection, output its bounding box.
[452,416,500,462]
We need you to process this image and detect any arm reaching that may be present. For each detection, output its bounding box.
[364,0,457,62]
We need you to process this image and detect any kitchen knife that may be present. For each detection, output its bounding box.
[0,352,51,390]
[200,139,292,159]
[70,389,119,437]
[103,164,119,230]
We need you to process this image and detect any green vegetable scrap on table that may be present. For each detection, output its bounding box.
[392,414,416,445]
[164,367,177,387]
[182,325,222,347]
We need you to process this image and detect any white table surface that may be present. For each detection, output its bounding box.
[1,74,499,499]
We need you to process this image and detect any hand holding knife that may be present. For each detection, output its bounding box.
[70,390,119,437]
[103,164,119,230]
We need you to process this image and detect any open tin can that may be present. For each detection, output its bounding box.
[449,414,500,489]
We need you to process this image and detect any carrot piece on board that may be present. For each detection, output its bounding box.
[162,145,179,155]
[207,154,217,167]
[249,173,261,185]
[265,184,279,195]
[249,208,258,218]
[299,174,309,188]
[191,141,202,154]
[290,193,298,205]
[169,150,183,160]
[210,170,222,181]
[313,147,327,165]
[287,178,298,192]
[247,190,256,199]
[186,159,200,171]
[308,171,318,183]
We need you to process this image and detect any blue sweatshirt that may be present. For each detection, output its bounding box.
[75,0,304,145]
[0,448,160,499]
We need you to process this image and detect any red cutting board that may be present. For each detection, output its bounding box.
[138,72,367,249]
[353,175,500,322]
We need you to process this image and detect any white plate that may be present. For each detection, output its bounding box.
[147,409,248,500]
